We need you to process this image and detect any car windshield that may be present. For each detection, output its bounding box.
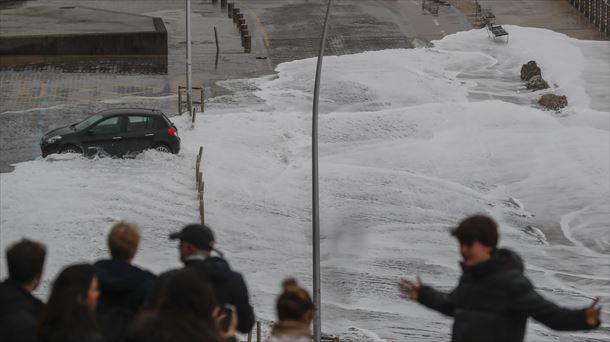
[74,114,103,130]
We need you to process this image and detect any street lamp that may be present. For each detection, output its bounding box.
[185,0,193,118]
[312,0,333,341]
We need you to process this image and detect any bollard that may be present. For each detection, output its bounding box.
[221,0,227,9]
[212,0,218,4]
[228,3,234,18]
[238,17,246,28]
[236,13,244,26]
[233,8,241,23]
[244,35,251,53]
[240,24,248,43]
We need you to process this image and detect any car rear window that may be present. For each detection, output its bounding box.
[154,116,170,129]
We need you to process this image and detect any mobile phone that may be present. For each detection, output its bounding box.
[220,304,236,331]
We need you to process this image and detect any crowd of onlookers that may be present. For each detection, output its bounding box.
[0,223,314,342]
[1,215,603,342]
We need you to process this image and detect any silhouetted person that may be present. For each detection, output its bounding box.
[266,278,314,342]
[128,268,236,342]
[94,222,156,342]
[399,214,601,342]
[0,239,46,342]
[150,224,255,334]
[39,264,106,342]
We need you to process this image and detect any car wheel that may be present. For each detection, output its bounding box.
[60,145,83,154]
[153,144,172,153]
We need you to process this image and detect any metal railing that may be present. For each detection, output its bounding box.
[568,0,609,34]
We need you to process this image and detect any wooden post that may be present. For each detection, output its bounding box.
[214,27,220,53]
[247,330,252,342]
[178,86,183,114]
[200,87,205,112]
[233,8,240,23]
[221,0,227,9]
[212,0,218,4]
[199,182,205,224]
[228,3,234,18]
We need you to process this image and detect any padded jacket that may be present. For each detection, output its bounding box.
[418,248,597,342]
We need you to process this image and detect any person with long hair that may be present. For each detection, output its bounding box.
[128,268,237,342]
[267,278,314,342]
[38,263,105,342]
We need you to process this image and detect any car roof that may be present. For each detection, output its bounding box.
[97,108,166,117]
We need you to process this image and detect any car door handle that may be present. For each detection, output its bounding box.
[112,136,122,140]
[145,133,154,137]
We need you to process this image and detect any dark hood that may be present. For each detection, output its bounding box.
[461,248,524,278]
[94,259,154,295]
[184,256,233,281]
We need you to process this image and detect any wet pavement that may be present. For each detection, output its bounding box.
[0,0,605,172]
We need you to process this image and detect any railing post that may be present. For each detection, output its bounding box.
[256,321,261,342]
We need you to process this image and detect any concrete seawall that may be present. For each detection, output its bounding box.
[0,6,168,55]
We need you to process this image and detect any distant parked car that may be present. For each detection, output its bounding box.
[41,108,180,157]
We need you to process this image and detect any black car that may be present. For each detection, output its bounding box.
[41,108,180,157]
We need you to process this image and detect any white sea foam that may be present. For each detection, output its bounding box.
[1,27,608,341]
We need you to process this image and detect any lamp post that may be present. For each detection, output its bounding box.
[185,0,193,117]
[312,0,333,341]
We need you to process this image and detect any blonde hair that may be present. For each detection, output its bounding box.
[276,278,313,321]
[108,222,140,261]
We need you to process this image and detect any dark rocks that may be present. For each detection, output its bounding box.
[520,61,541,81]
[521,60,550,91]
[538,94,568,110]
[526,75,550,90]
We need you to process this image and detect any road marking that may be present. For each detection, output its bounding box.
[440,30,447,35]
[433,19,440,26]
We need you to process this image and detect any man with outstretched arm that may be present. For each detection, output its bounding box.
[399,215,601,342]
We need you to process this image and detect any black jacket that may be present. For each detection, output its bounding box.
[151,256,255,334]
[0,279,44,342]
[418,248,598,342]
[94,259,156,342]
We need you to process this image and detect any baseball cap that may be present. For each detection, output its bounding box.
[169,224,220,254]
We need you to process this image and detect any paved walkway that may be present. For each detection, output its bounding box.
[451,0,608,40]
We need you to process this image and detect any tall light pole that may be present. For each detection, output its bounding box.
[185,0,193,117]
[312,0,333,341]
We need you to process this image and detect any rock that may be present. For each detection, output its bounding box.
[526,74,550,90]
[520,61,541,81]
[538,94,568,110]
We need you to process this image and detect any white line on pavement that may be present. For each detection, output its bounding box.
[433,19,440,26]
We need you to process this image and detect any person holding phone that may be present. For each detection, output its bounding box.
[129,269,237,342]
[399,214,602,342]
[150,224,255,334]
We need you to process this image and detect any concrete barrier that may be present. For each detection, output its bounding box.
[0,25,167,55]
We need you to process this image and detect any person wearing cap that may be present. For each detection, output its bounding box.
[150,223,255,334]
[398,214,601,342]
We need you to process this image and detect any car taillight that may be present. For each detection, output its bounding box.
[168,127,177,136]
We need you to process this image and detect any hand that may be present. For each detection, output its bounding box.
[585,298,601,327]
[399,276,422,301]
[213,306,238,339]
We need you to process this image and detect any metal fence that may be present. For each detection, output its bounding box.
[568,0,609,34]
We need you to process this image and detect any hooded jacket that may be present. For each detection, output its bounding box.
[418,248,597,342]
[151,256,255,334]
[0,279,44,342]
[94,259,156,342]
